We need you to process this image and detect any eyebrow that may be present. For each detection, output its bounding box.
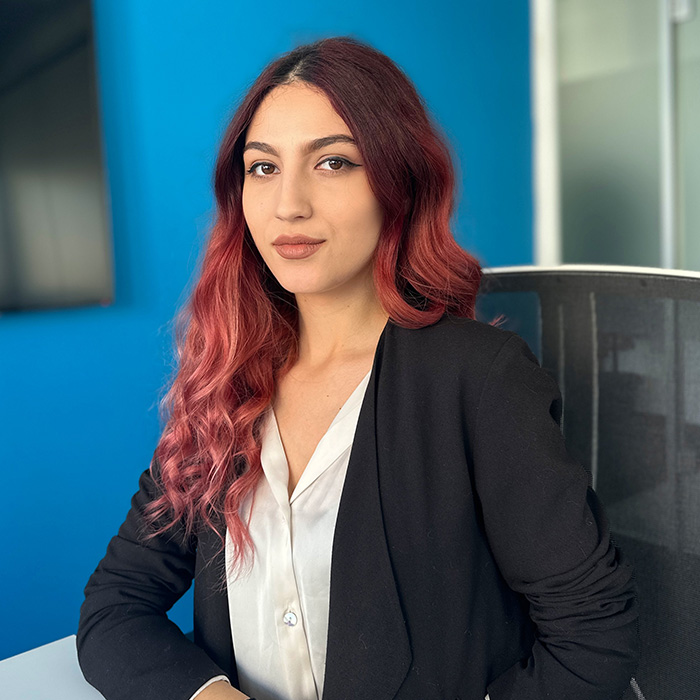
[242,134,357,157]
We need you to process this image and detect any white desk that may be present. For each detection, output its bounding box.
[0,635,104,699]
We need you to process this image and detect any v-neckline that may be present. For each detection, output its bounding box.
[263,367,373,506]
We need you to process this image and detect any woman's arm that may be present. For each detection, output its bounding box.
[472,334,640,700]
[77,462,233,700]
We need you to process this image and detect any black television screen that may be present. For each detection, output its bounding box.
[0,0,113,312]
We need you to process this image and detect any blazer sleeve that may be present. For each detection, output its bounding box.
[76,461,230,700]
[471,333,640,700]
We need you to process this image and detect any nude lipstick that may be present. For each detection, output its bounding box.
[273,235,326,260]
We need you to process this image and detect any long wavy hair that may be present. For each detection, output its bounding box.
[145,35,483,567]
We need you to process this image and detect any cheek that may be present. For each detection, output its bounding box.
[241,185,255,221]
[370,198,384,234]
[354,198,384,249]
[354,181,384,231]
[242,189,264,234]
[241,193,266,255]
[331,181,382,237]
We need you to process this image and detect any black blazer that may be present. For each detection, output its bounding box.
[77,314,639,700]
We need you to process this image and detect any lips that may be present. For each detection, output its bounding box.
[273,239,325,260]
[273,235,325,246]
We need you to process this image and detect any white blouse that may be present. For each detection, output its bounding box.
[190,368,372,700]
[189,367,490,700]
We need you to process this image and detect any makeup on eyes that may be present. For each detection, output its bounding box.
[245,156,359,178]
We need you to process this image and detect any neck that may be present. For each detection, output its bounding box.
[294,287,389,370]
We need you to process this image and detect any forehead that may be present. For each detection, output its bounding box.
[246,83,351,141]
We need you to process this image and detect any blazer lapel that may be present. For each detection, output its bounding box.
[194,521,237,684]
[322,330,412,700]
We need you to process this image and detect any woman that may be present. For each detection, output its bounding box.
[77,36,639,700]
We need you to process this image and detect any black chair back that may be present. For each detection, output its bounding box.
[477,264,700,698]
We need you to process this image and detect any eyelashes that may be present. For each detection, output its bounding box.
[245,157,358,179]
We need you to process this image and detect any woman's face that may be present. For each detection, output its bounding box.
[242,82,384,299]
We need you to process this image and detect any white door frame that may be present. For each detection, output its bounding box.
[530,0,561,267]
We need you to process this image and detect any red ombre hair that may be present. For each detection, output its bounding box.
[145,36,483,566]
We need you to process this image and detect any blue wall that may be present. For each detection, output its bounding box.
[0,0,532,660]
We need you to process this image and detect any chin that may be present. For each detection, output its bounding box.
[272,277,320,295]
[272,271,327,293]
[282,285,328,297]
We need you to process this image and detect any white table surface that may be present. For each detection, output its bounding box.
[0,635,104,699]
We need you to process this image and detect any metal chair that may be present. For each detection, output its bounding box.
[476,264,700,699]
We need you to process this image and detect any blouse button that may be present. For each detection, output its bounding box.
[283,611,298,627]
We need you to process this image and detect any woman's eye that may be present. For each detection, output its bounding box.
[246,162,278,177]
[245,157,357,178]
[317,157,355,172]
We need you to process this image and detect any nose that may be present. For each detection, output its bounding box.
[274,168,312,221]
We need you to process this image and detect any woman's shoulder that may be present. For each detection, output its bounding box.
[387,313,525,368]
[379,313,549,434]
